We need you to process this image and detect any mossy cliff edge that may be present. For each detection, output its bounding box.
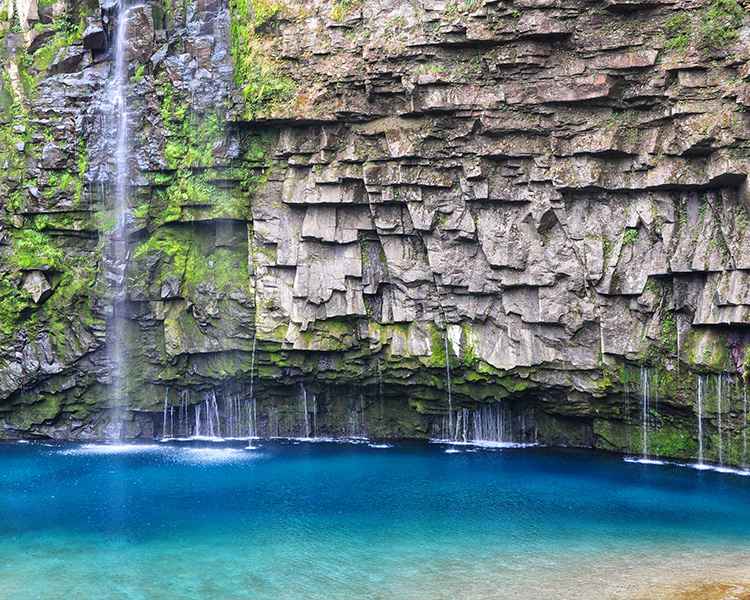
[1,0,750,464]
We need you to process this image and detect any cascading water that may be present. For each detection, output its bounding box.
[248,330,257,437]
[744,387,748,466]
[248,397,258,439]
[377,358,384,419]
[445,334,453,435]
[161,387,169,440]
[103,4,139,439]
[312,395,318,438]
[300,383,310,438]
[192,390,222,438]
[640,367,650,460]
[179,389,189,435]
[697,375,704,465]
[438,402,534,447]
[717,374,724,466]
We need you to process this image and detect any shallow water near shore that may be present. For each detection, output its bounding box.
[2,441,750,600]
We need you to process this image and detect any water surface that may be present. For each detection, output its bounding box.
[2,441,750,599]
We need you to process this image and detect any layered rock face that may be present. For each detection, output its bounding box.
[1,0,749,462]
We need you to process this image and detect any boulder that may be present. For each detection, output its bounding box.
[41,144,66,169]
[48,46,86,75]
[122,6,154,63]
[82,19,106,50]
[14,0,39,31]
[21,271,52,304]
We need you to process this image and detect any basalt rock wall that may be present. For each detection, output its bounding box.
[1,0,750,462]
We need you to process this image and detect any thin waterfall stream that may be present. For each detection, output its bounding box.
[445,333,453,436]
[698,375,704,465]
[248,331,257,439]
[718,375,724,466]
[301,383,310,438]
[103,3,143,439]
[640,367,650,461]
[744,387,748,466]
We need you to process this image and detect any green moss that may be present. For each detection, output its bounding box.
[699,0,743,48]
[663,13,691,49]
[10,229,64,270]
[660,312,677,354]
[0,280,33,335]
[130,222,251,300]
[593,418,631,451]
[650,426,697,458]
[229,0,297,118]
[622,228,639,245]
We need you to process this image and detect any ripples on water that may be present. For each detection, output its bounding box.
[2,440,750,600]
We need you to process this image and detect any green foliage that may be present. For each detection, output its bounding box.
[51,13,77,36]
[0,279,31,335]
[164,112,219,168]
[131,224,250,297]
[662,2,744,51]
[699,0,744,48]
[650,427,697,458]
[229,0,296,117]
[11,229,64,270]
[663,13,691,49]
[622,228,639,245]
[660,312,677,354]
[249,0,281,25]
[159,82,187,123]
[0,229,65,335]
[166,170,247,219]
[130,64,147,84]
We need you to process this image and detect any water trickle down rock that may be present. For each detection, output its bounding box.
[0,0,749,460]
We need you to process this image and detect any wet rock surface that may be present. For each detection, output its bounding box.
[0,0,749,462]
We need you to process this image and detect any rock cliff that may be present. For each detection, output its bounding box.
[1,0,749,462]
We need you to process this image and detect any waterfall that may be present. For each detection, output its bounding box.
[312,395,318,438]
[360,394,366,436]
[249,331,257,399]
[438,402,533,446]
[211,390,221,438]
[445,334,453,436]
[623,377,631,442]
[192,390,222,438]
[249,397,257,438]
[179,390,189,437]
[161,387,169,440]
[717,375,723,466]
[245,332,258,439]
[697,375,704,464]
[640,367,650,460]
[300,383,310,438]
[103,5,143,439]
[112,9,131,237]
[744,387,748,466]
[377,359,384,419]
[269,406,279,438]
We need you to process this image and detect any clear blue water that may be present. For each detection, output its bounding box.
[3,441,750,600]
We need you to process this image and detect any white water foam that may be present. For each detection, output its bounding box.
[624,456,750,477]
[624,457,667,466]
[61,444,164,455]
[433,439,536,450]
[178,447,254,464]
